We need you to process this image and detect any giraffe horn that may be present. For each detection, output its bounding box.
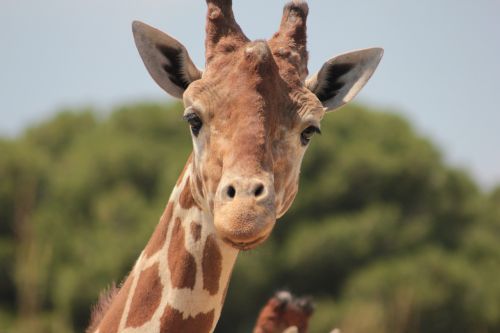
[205,0,249,64]
[269,0,309,81]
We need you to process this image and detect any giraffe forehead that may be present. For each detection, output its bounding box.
[186,77,314,133]
[185,35,324,127]
[188,49,287,111]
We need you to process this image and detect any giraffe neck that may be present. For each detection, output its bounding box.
[93,156,239,333]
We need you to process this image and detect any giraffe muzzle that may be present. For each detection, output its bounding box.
[214,175,276,250]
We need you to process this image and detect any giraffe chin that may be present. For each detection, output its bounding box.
[213,196,276,251]
[213,215,276,251]
[221,234,270,251]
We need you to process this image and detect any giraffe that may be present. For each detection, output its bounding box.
[87,0,383,332]
[253,290,314,333]
[252,291,342,333]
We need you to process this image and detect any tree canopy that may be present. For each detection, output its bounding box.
[0,102,499,333]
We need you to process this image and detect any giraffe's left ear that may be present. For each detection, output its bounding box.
[306,48,383,112]
[132,21,202,99]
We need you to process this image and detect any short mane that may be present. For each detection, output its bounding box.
[86,282,120,333]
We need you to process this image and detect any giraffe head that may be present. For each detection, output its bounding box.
[132,0,382,250]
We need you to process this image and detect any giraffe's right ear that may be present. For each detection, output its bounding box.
[306,48,383,112]
[132,21,202,99]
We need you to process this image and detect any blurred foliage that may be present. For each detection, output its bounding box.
[0,101,499,333]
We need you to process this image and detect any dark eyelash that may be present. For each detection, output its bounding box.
[310,126,321,135]
[183,113,198,122]
[184,112,203,136]
[300,125,321,145]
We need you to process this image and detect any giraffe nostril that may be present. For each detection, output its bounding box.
[227,185,236,199]
[254,184,265,198]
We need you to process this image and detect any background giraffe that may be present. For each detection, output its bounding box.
[253,290,314,333]
[88,0,382,332]
[252,291,343,333]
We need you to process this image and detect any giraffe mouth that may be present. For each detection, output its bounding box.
[222,235,268,251]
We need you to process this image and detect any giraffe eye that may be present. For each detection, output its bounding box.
[183,113,203,136]
[300,125,321,145]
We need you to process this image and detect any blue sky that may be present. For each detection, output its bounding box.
[1,0,499,188]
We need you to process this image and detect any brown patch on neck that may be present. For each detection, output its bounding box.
[202,234,223,295]
[168,218,197,289]
[144,201,174,257]
[125,263,163,328]
[191,222,202,242]
[179,176,201,210]
[91,274,133,333]
[161,305,214,333]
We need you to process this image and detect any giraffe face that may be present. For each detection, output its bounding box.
[132,1,383,250]
[182,42,325,250]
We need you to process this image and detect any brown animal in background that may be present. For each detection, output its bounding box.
[253,291,314,333]
[87,0,382,332]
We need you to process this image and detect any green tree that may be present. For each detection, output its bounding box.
[0,102,498,333]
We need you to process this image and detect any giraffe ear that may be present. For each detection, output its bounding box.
[132,21,202,99]
[306,48,383,111]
